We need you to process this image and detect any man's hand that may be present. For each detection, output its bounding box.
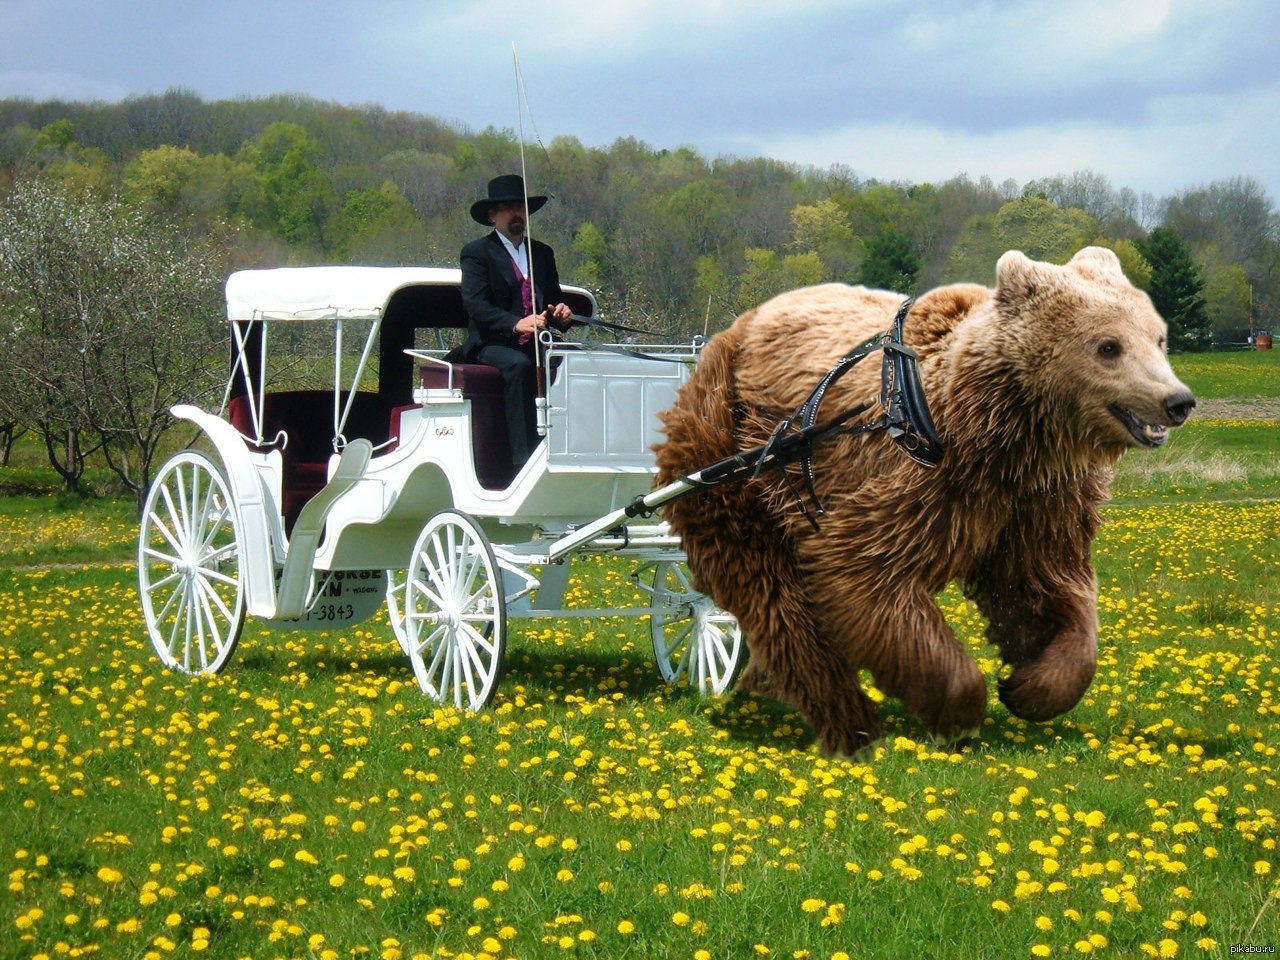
[545,302,573,330]
[514,312,546,335]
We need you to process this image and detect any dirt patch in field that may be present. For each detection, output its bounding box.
[1194,398,1280,420]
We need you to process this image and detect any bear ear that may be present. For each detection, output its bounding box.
[995,250,1043,305]
[1067,246,1126,284]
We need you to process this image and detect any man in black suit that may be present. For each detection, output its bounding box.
[460,174,573,469]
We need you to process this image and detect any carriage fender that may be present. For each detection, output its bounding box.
[170,403,278,619]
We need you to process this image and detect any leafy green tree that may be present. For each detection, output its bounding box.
[27,119,113,194]
[691,253,735,332]
[1096,238,1152,289]
[859,229,921,293]
[335,181,420,260]
[569,221,610,291]
[789,199,860,281]
[655,179,732,258]
[945,197,1099,283]
[122,143,254,226]
[838,183,907,239]
[1203,264,1252,343]
[1136,227,1211,351]
[735,248,824,313]
[238,121,336,249]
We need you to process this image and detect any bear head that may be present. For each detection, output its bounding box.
[989,246,1196,456]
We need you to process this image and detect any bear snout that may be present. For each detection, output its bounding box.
[1164,389,1196,426]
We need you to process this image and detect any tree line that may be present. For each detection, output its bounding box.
[1,90,1277,501]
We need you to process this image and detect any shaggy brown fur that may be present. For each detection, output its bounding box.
[655,248,1195,754]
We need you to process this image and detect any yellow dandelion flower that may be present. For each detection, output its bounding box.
[617,920,635,935]
[96,867,123,884]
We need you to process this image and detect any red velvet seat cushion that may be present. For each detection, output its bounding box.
[419,364,515,489]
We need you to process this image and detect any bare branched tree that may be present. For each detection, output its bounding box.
[0,178,228,507]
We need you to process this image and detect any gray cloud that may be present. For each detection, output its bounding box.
[1,0,1275,200]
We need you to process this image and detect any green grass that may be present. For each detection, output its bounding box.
[0,495,137,569]
[2,358,1279,959]
[1171,349,1280,400]
[1111,418,1280,503]
[1,500,1278,960]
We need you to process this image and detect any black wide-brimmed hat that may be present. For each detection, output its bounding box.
[470,174,548,225]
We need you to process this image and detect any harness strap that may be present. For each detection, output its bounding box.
[686,296,943,528]
[565,314,664,338]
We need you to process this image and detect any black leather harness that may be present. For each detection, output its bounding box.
[676,297,944,528]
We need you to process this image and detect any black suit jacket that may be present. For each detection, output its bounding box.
[460,231,564,358]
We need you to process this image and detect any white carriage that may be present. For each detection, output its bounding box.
[137,266,746,709]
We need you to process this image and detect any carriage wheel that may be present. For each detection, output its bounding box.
[404,511,507,710]
[649,561,745,695]
[385,568,410,655]
[138,450,246,674]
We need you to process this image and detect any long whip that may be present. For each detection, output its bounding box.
[511,42,549,431]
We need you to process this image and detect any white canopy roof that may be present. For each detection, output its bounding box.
[225,266,461,323]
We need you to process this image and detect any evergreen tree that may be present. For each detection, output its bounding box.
[1136,227,1212,351]
[859,229,921,293]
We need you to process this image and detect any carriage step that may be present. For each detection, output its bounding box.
[272,440,372,620]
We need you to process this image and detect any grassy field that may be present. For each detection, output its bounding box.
[1,352,1278,960]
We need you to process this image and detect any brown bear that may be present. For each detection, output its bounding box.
[654,247,1195,754]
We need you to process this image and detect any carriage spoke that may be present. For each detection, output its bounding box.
[165,586,189,661]
[655,618,694,664]
[149,500,186,558]
[407,574,447,615]
[195,572,237,634]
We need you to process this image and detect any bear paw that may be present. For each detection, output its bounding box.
[736,660,773,697]
[999,654,1095,723]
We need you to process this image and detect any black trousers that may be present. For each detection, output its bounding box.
[474,343,539,467]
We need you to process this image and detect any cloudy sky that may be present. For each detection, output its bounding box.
[3,0,1278,201]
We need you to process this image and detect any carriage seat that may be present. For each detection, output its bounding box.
[417,363,516,490]
[227,390,397,531]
